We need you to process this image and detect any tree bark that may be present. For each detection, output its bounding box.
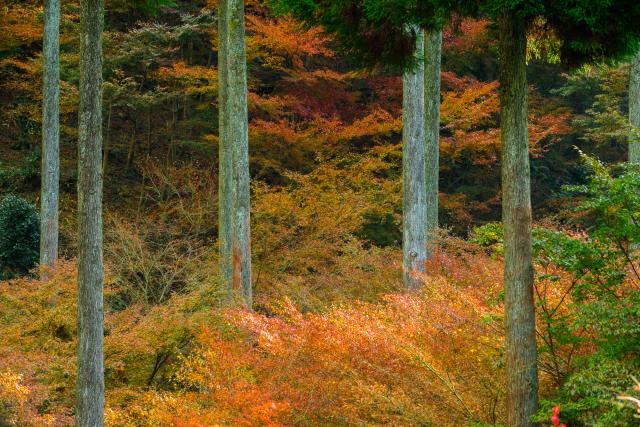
[402,27,427,290]
[424,29,441,259]
[218,0,233,296]
[218,0,252,306]
[40,0,60,269]
[630,51,640,164]
[77,0,105,424]
[101,99,112,175]
[498,12,538,427]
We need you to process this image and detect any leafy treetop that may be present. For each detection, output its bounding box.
[273,0,640,69]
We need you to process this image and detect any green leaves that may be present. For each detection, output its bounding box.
[532,157,640,425]
[0,194,39,279]
[272,0,640,70]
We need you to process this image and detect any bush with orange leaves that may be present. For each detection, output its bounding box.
[0,232,590,426]
[233,288,504,425]
[105,241,507,427]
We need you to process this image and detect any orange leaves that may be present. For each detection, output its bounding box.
[0,239,575,426]
[247,15,333,71]
[440,79,501,167]
[440,77,570,167]
[225,246,506,425]
[0,369,56,426]
[109,328,292,426]
[443,19,491,55]
[442,80,499,132]
[527,94,572,153]
[325,108,402,144]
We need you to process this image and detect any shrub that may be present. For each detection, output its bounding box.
[0,260,234,425]
[0,194,39,279]
[536,358,637,426]
[533,156,640,425]
[109,245,508,426]
[469,222,503,253]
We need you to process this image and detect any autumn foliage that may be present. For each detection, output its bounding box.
[0,242,508,426]
[0,0,636,425]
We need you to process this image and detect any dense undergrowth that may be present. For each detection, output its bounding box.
[2,159,640,425]
[2,0,640,425]
[0,238,506,426]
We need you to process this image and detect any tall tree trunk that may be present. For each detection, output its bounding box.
[77,0,105,424]
[101,99,112,175]
[402,27,426,290]
[498,12,538,427]
[40,0,60,269]
[630,51,640,164]
[218,0,252,306]
[424,29,441,259]
[218,0,233,296]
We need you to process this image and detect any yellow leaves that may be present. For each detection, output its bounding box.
[156,61,218,95]
[0,369,57,426]
[105,392,187,427]
[526,17,561,64]
[248,150,404,308]
[0,58,37,74]
[0,370,29,405]
[0,5,42,51]
[323,108,402,144]
[0,258,227,423]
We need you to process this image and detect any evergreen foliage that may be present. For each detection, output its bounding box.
[273,0,640,69]
[0,195,39,279]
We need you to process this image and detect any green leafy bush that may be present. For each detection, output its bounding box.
[469,222,503,254]
[536,358,637,426]
[0,194,39,279]
[470,156,640,425]
[533,155,640,425]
